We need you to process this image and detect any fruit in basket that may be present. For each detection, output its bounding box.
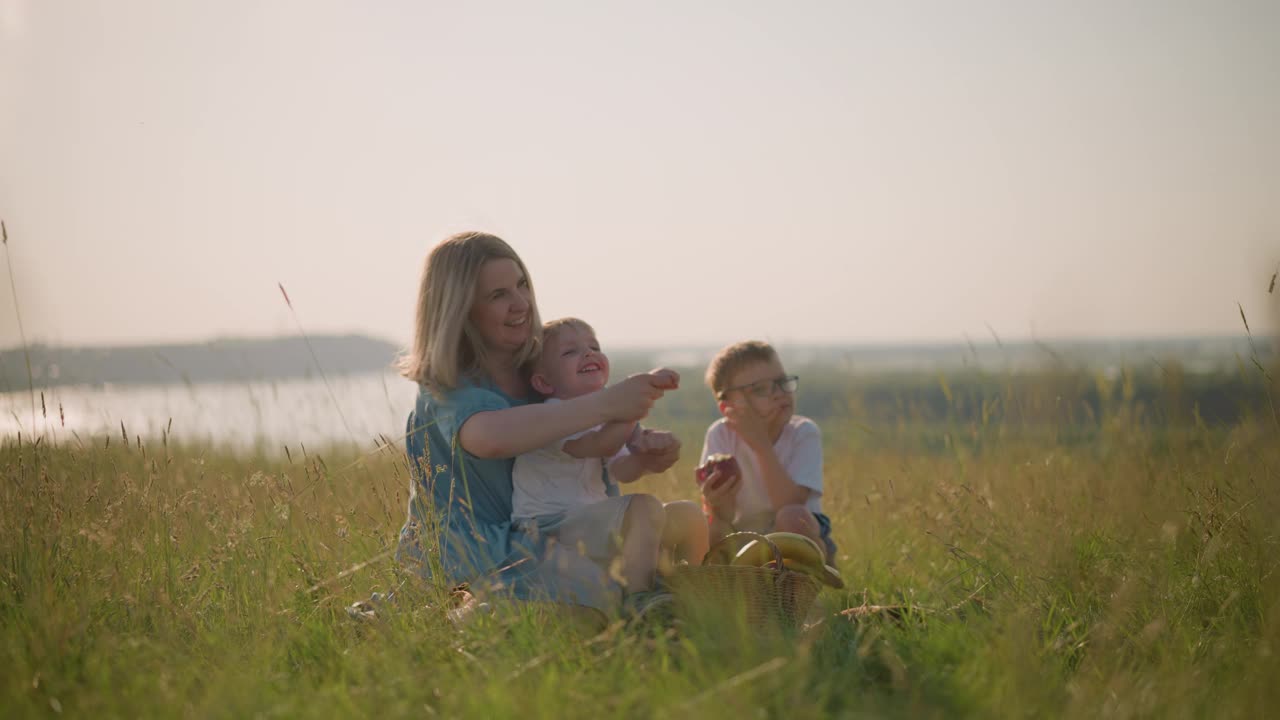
[730,533,819,569]
[695,453,738,489]
[731,531,844,589]
[730,538,777,568]
[768,532,844,589]
[766,532,825,563]
[780,557,844,589]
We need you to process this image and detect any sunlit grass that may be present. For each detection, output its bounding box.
[2,384,1279,717]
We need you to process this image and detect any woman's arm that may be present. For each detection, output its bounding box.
[459,371,675,459]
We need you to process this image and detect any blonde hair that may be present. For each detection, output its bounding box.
[541,317,595,346]
[705,340,778,398]
[533,317,596,373]
[398,232,542,393]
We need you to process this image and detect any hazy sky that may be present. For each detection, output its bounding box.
[1,0,1277,350]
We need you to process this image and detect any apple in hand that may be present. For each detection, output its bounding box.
[695,453,738,490]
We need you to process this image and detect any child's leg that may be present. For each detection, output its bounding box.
[774,504,824,552]
[618,494,664,593]
[660,500,710,568]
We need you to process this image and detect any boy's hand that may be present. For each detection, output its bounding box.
[701,465,740,522]
[720,400,772,450]
[627,428,678,455]
[631,432,681,474]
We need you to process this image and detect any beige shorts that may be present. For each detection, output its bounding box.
[514,495,636,565]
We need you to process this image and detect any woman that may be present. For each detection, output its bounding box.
[394,231,686,616]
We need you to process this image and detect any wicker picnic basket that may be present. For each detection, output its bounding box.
[668,532,821,630]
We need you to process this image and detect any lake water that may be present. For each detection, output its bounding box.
[2,372,420,452]
[4,336,1264,452]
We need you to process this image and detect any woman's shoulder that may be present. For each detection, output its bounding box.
[419,376,535,409]
[417,377,514,413]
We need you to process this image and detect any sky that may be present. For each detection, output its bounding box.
[1,0,1277,351]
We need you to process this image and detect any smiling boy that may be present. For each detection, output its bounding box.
[697,341,836,562]
[511,318,708,596]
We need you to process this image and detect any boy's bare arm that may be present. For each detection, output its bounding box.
[751,443,813,509]
[606,451,646,484]
[562,421,639,459]
[723,404,811,508]
[708,514,736,544]
[608,430,681,483]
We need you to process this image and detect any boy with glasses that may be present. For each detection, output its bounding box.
[697,341,837,562]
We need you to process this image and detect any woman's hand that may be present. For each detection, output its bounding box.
[604,368,680,422]
[649,368,680,390]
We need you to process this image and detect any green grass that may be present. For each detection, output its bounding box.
[3,408,1279,717]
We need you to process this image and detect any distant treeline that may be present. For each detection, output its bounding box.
[4,335,1275,430]
[814,365,1275,428]
[0,335,400,390]
[637,362,1278,430]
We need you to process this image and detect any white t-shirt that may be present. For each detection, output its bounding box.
[511,399,610,520]
[700,415,824,523]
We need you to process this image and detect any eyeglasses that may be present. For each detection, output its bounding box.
[720,375,799,401]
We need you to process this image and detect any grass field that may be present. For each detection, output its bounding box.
[3,386,1279,718]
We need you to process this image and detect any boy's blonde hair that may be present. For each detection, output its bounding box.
[705,340,779,398]
[397,231,542,393]
[541,317,595,346]
[532,317,595,370]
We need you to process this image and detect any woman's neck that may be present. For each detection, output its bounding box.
[481,354,527,399]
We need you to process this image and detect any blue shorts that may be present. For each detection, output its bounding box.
[813,512,837,565]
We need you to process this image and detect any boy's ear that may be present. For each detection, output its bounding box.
[530,373,555,396]
[717,399,731,416]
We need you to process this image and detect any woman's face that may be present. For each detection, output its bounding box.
[469,258,534,354]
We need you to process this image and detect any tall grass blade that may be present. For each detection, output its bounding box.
[2,219,37,435]
[277,282,358,444]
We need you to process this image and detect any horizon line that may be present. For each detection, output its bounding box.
[0,330,1269,356]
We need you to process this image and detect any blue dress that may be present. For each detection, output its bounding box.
[395,377,621,612]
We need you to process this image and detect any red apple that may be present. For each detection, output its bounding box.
[696,453,738,489]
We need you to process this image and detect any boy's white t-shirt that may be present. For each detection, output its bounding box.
[700,415,824,523]
[511,398,610,520]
